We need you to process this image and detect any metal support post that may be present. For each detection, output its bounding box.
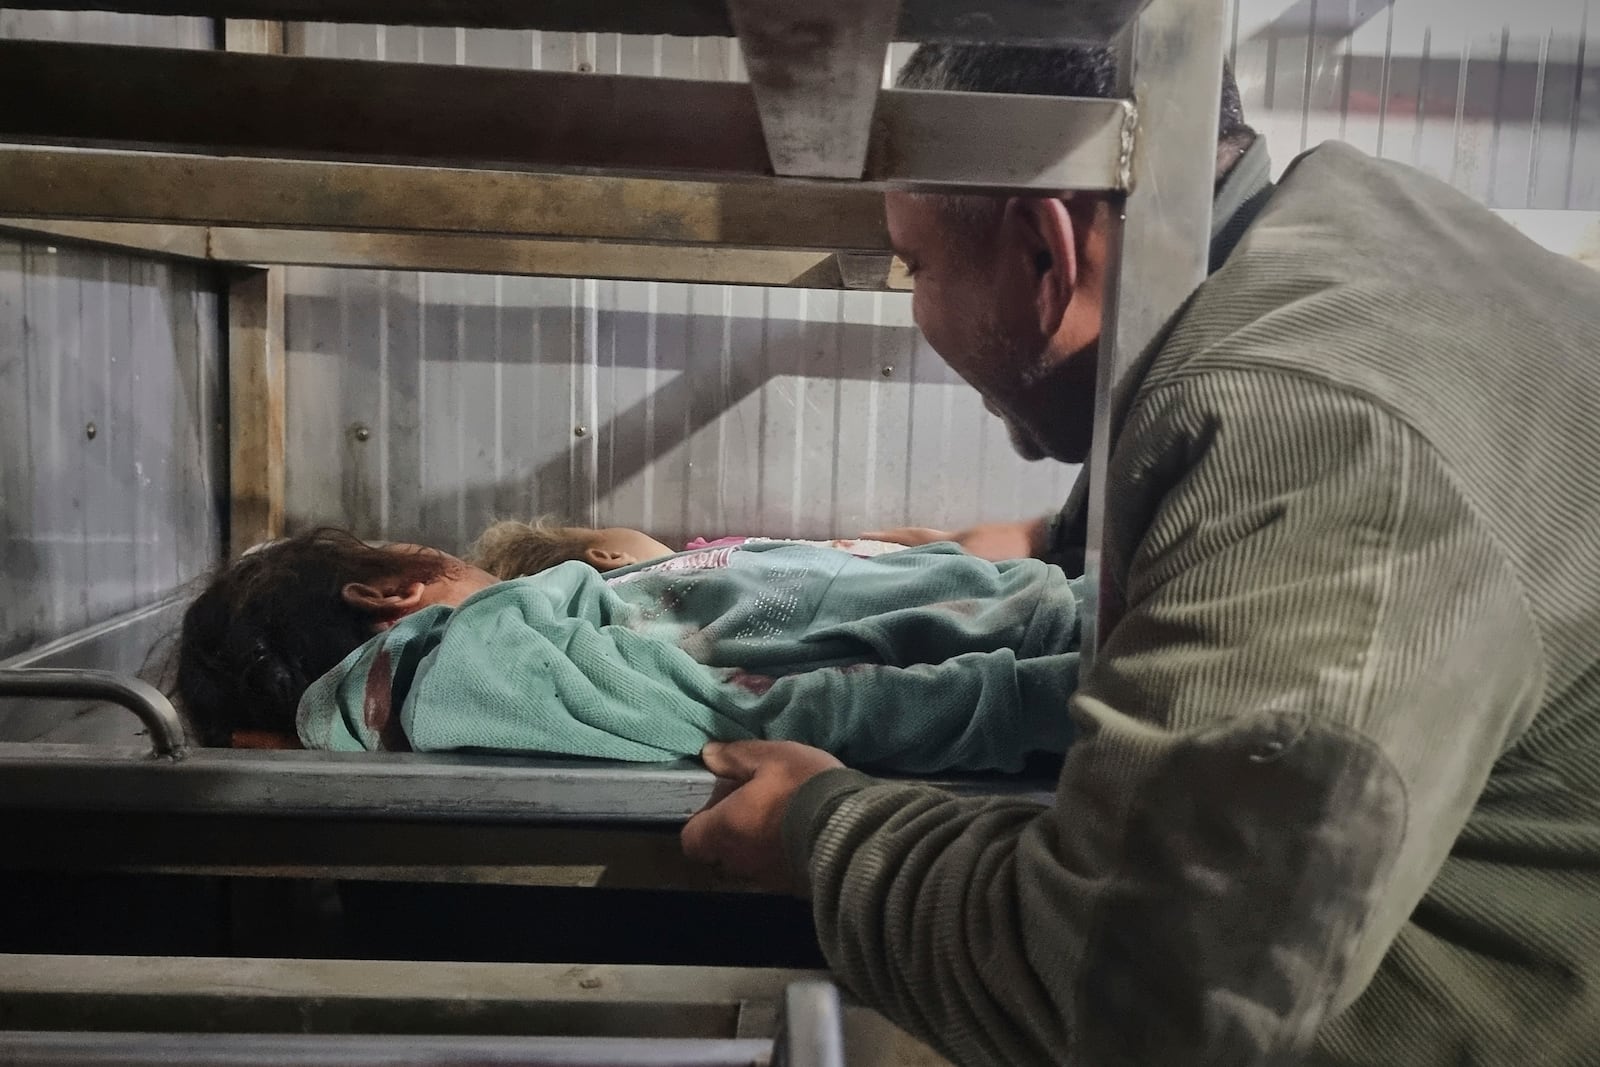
[1081,0,1227,668]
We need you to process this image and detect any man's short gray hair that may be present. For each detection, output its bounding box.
[895,43,1253,217]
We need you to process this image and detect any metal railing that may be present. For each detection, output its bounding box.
[0,668,186,758]
[0,981,846,1067]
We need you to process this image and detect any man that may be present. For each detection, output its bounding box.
[864,47,1270,571]
[683,41,1600,1067]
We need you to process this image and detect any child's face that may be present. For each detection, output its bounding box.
[582,528,676,571]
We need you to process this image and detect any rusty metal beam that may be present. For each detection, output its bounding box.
[0,40,1134,192]
[0,217,909,290]
[0,148,894,250]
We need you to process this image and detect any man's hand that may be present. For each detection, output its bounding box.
[681,740,844,894]
[864,518,1048,562]
[861,525,957,548]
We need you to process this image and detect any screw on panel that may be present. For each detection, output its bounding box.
[1249,740,1287,763]
[574,425,588,438]
[85,422,97,440]
[352,424,372,442]
[880,365,894,377]
[577,61,593,72]
[578,977,602,990]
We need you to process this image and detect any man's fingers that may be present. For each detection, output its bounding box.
[703,775,740,809]
[680,802,729,864]
[862,526,952,546]
[700,738,786,779]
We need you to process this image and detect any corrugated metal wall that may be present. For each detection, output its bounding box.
[280,1,1600,555]
[1233,0,1599,208]
[280,32,1080,553]
[0,14,224,694]
[0,1,1592,737]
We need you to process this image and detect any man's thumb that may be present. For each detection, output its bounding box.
[700,739,774,780]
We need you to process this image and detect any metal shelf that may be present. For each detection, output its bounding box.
[0,40,1135,191]
[0,0,1227,879]
[0,956,870,1066]
[3,0,1154,44]
[0,741,1053,825]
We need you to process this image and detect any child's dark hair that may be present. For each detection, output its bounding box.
[175,528,451,747]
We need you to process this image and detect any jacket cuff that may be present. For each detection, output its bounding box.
[782,767,878,894]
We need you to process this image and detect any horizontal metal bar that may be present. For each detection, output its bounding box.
[0,148,893,251]
[0,953,818,1019]
[205,229,912,290]
[0,1032,776,1066]
[871,87,1134,190]
[0,218,910,289]
[0,40,771,175]
[1,812,714,889]
[0,0,1152,43]
[0,41,1133,191]
[0,217,211,260]
[0,670,186,758]
[22,207,1593,286]
[0,743,1053,824]
[0,955,931,1062]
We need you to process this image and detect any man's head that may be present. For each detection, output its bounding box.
[888,44,1255,462]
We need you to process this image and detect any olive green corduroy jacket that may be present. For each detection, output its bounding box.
[785,142,1600,1066]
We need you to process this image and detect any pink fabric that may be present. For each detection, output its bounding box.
[683,536,749,551]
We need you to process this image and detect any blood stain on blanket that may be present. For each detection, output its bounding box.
[727,670,776,696]
[362,649,412,752]
[936,599,980,617]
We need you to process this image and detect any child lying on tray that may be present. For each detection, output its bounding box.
[468,517,909,579]
[176,528,1081,773]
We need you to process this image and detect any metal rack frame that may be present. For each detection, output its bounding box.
[0,0,1224,853]
[0,955,864,1066]
[0,3,1226,1057]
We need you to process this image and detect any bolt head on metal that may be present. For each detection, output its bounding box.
[577,61,593,72]
[352,424,372,442]
[574,425,588,438]
[880,365,894,377]
[85,422,97,440]
[1249,739,1287,763]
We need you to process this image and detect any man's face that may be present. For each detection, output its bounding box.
[886,191,1101,463]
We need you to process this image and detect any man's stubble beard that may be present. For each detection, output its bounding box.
[973,316,1059,462]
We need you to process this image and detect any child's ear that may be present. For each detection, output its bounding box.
[342,581,427,627]
[584,548,636,572]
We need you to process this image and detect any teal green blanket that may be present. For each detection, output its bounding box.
[298,543,1082,773]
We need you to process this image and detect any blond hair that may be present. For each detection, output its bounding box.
[470,518,594,580]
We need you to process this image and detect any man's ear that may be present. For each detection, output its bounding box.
[584,547,636,572]
[1005,196,1079,340]
[342,581,427,629]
